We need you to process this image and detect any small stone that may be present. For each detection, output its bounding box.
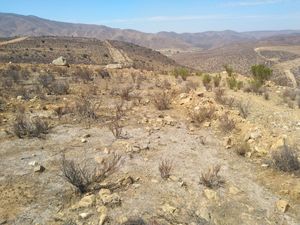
[133,184,141,189]
[72,194,95,209]
[151,179,159,183]
[261,163,269,168]
[81,138,87,143]
[276,199,289,213]
[17,95,24,100]
[117,216,128,224]
[83,134,91,138]
[203,122,211,127]
[203,188,219,201]
[34,165,45,173]
[103,148,110,154]
[97,206,108,225]
[162,203,177,214]
[28,161,38,166]
[79,212,91,219]
[229,186,241,195]
[169,175,179,182]
[99,189,121,206]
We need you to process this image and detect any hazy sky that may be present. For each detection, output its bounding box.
[1,0,300,33]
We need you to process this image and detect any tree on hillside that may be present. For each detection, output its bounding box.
[251,64,272,85]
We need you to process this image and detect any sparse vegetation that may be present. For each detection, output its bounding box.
[251,64,272,87]
[202,74,212,91]
[60,153,121,193]
[200,165,224,189]
[159,159,173,180]
[234,140,251,156]
[13,113,49,138]
[153,90,172,110]
[271,143,299,172]
[189,105,215,125]
[48,80,69,95]
[172,67,189,81]
[237,100,250,118]
[108,120,123,139]
[223,65,233,77]
[213,74,221,87]
[219,112,235,133]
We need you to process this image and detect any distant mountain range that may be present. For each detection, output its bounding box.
[1,12,300,50]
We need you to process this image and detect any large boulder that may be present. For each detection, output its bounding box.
[52,56,68,66]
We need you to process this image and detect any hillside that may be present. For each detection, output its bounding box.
[0,36,179,71]
[1,13,300,51]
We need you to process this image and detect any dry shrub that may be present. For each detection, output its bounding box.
[159,159,173,180]
[287,100,294,109]
[0,98,6,112]
[74,98,99,121]
[200,165,224,189]
[263,91,270,100]
[283,89,297,101]
[120,85,134,101]
[13,114,48,138]
[60,153,121,193]
[189,105,215,125]
[48,80,69,95]
[75,67,93,83]
[153,91,172,110]
[202,74,212,91]
[213,74,222,87]
[214,88,226,104]
[234,140,251,156]
[38,74,55,88]
[237,100,250,119]
[108,120,123,139]
[219,113,235,133]
[297,97,300,109]
[271,143,299,172]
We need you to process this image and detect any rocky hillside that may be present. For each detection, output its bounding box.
[0,36,180,71]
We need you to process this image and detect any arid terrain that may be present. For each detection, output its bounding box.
[0,35,300,225]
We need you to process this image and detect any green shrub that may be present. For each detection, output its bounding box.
[213,74,222,87]
[202,74,212,90]
[226,76,237,90]
[172,67,189,81]
[223,65,234,77]
[251,64,272,85]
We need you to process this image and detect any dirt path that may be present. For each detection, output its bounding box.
[104,40,133,65]
[0,37,28,46]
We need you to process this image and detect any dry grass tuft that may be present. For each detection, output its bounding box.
[200,165,224,189]
[60,153,121,193]
[237,100,250,119]
[159,159,173,180]
[219,112,235,133]
[271,143,299,172]
[153,91,172,110]
[189,105,215,125]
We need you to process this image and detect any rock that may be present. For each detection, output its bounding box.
[179,93,188,99]
[276,199,289,213]
[203,189,219,201]
[99,189,121,206]
[229,186,241,195]
[34,165,45,173]
[52,56,68,66]
[97,206,108,225]
[162,203,177,214]
[16,95,24,100]
[224,137,232,149]
[0,219,7,225]
[195,91,204,97]
[169,175,179,182]
[119,176,134,187]
[270,138,286,151]
[117,216,129,224]
[103,148,110,154]
[203,121,211,127]
[164,116,176,126]
[249,130,261,140]
[72,194,95,209]
[261,163,270,168]
[151,179,159,183]
[81,138,87,143]
[28,161,38,166]
[79,212,91,219]
[83,134,91,138]
[196,207,210,221]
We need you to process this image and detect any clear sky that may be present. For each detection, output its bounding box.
[1,0,300,33]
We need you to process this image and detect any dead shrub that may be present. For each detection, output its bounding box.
[297,98,300,109]
[108,120,123,139]
[13,114,48,138]
[271,143,299,172]
[0,98,6,112]
[74,98,99,121]
[161,79,172,90]
[219,113,235,133]
[48,80,69,95]
[237,100,250,119]
[263,91,270,100]
[234,140,251,156]
[283,89,297,101]
[189,105,215,125]
[185,80,199,91]
[200,165,224,189]
[75,67,93,83]
[287,100,294,109]
[153,91,172,110]
[60,153,121,193]
[213,74,222,87]
[159,159,173,180]
[38,74,55,88]
[120,85,134,101]
[214,88,226,104]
